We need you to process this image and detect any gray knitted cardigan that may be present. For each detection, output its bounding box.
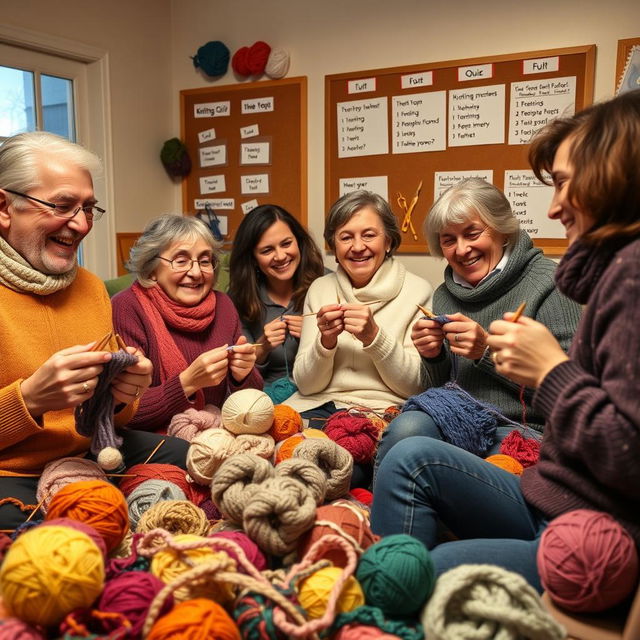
[423,230,582,432]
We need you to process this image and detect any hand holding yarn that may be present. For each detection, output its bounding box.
[411,317,445,359]
[317,303,345,349]
[258,316,288,361]
[487,315,569,387]
[442,312,489,360]
[283,314,303,339]
[228,335,257,384]
[19,342,111,417]
[342,303,379,347]
[110,345,152,404]
[179,344,229,397]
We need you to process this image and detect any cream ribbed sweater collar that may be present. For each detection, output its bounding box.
[335,256,405,305]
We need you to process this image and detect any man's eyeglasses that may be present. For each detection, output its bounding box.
[3,188,105,221]
[157,255,217,273]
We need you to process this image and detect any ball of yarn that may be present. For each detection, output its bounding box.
[40,517,107,558]
[147,598,240,640]
[0,618,45,640]
[45,479,129,552]
[383,406,401,422]
[136,499,209,536]
[209,530,267,572]
[127,479,186,531]
[119,463,190,497]
[233,590,290,640]
[324,410,379,463]
[150,534,235,603]
[265,47,291,79]
[485,453,524,475]
[160,137,191,179]
[192,40,230,77]
[422,564,565,640]
[499,429,540,468]
[349,488,373,506]
[268,404,303,442]
[211,453,275,524]
[187,427,237,485]
[334,625,402,639]
[264,377,298,404]
[168,407,219,442]
[0,525,104,627]
[299,502,379,567]
[537,509,639,612]
[222,389,275,435]
[99,571,172,637]
[357,534,434,616]
[274,434,305,464]
[276,457,327,505]
[37,456,106,512]
[243,476,317,556]
[234,433,276,459]
[231,46,251,76]
[247,41,271,75]
[299,566,364,619]
[293,437,353,501]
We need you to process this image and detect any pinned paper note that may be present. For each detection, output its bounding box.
[199,175,226,194]
[434,170,494,198]
[337,97,388,158]
[241,97,274,114]
[392,91,446,154]
[240,174,269,195]
[194,198,235,210]
[339,176,388,201]
[240,124,259,139]
[449,85,505,147]
[241,199,259,214]
[198,128,216,143]
[194,101,230,118]
[240,141,270,165]
[199,144,227,168]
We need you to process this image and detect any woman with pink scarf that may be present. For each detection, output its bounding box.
[112,214,262,432]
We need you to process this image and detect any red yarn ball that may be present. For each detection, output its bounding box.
[538,509,639,612]
[349,488,373,506]
[232,47,251,76]
[247,41,271,75]
[324,411,378,463]
[120,463,198,501]
[209,530,267,572]
[499,430,540,468]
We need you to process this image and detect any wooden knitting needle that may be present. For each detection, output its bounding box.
[416,303,437,319]
[90,331,112,352]
[115,333,128,351]
[402,180,423,233]
[225,343,263,351]
[302,300,384,317]
[510,301,527,323]
[24,492,48,524]
[143,439,165,465]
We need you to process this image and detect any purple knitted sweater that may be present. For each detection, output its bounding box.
[112,287,263,432]
[521,236,640,544]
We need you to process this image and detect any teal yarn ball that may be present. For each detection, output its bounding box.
[264,377,297,404]
[356,534,435,616]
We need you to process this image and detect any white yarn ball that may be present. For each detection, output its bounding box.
[234,433,275,459]
[265,47,290,79]
[186,428,237,485]
[97,447,124,472]
[222,389,275,435]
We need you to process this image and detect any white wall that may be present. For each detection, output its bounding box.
[169,0,640,287]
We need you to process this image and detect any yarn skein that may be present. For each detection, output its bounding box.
[0,618,45,640]
[331,605,425,640]
[485,453,524,475]
[298,567,365,619]
[135,499,209,536]
[167,407,220,441]
[537,509,639,612]
[324,410,379,463]
[222,389,275,435]
[126,479,186,531]
[187,427,237,485]
[268,404,303,442]
[192,41,230,77]
[265,47,291,79]
[276,457,327,506]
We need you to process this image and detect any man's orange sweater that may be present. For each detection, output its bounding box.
[0,268,135,474]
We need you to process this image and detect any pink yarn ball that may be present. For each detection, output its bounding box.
[0,618,45,640]
[538,509,639,612]
[335,625,401,639]
[39,517,107,558]
[209,530,266,572]
[99,571,173,637]
[324,411,378,463]
[167,408,219,442]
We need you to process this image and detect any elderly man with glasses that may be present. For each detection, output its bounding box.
[0,131,188,530]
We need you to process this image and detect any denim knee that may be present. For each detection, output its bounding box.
[377,410,440,467]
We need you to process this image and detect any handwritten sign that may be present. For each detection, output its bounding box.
[194,198,235,210]
[199,144,227,168]
[337,97,388,158]
[392,91,446,154]
[197,128,216,143]
[433,170,494,198]
[523,56,559,75]
[241,199,259,214]
[240,141,270,165]
[240,124,259,139]
[240,174,269,195]
[400,71,434,90]
[348,78,376,94]
[199,175,226,194]
[458,63,493,82]
[449,84,505,147]
[241,97,274,114]
[194,101,230,118]
[339,176,388,201]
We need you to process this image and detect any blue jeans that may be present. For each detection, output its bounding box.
[370,436,547,590]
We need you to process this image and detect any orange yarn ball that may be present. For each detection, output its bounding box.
[147,598,240,640]
[268,404,303,442]
[274,434,305,464]
[45,479,129,552]
[485,454,524,475]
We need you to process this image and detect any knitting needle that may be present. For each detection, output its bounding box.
[24,492,48,524]
[143,439,165,465]
[482,301,527,361]
[402,180,423,233]
[416,303,437,319]
[302,300,385,317]
[90,331,113,352]
[225,343,263,351]
[115,333,128,351]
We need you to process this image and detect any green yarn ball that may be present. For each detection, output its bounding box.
[356,534,435,616]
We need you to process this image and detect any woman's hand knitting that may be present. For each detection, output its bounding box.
[256,316,287,364]
[412,318,445,359]
[442,313,489,360]
[283,314,303,339]
[179,344,229,397]
[317,304,344,350]
[111,346,153,404]
[228,335,257,383]
[342,303,379,346]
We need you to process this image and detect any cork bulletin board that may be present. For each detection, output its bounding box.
[180,76,307,242]
[325,45,595,255]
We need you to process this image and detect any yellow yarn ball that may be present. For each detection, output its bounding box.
[150,534,236,603]
[222,388,275,435]
[303,428,329,439]
[298,566,364,619]
[0,525,105,627]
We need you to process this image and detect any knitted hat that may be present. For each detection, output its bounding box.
[160,138,191,178]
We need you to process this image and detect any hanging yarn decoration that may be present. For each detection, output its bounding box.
[167,407,219,442]
[298,501,379,567]
[268,404,303,442]
[0,525,105,628]
[210,453,276,524]
[331,605,425,640]
[0,618,45,640]
[324,409,379,463]
[356,534,435,617]
[422,564,566,640]
[75,349,137,471]
[45,479,129,552]
[147,598,240,640]
[222,388,275,435]
[485,453,524,475]
[186,427,237,485]
[265,47,291,79]
[293,437,353,501]
[276,457,327,505]
[264,376,298,404]
[36,456,106,513]
[499,429,540,468]
[247,41,272,75]
[537,509,639,613]
[231,46,251,76]
[242,476,317,556]
[135,499,209,536]
[41,517,108,558]
[126,479,186,531]
[191,40,230,77]
[209,530,267,572]
[99,571,173,638]
[298,566,365,619]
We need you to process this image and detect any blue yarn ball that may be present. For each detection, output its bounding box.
[356,534,435,616]
[264,377,297,404]
[192,41,230,77]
